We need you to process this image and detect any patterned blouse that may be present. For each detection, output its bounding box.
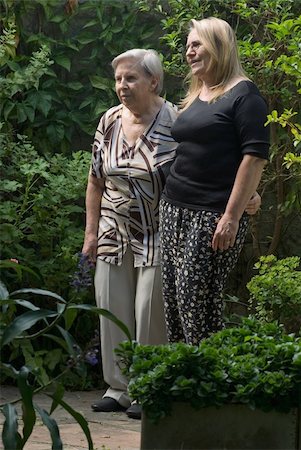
[91,100,178,267]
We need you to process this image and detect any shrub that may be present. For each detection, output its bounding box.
[117,318,301,423]
[247,255,301,334]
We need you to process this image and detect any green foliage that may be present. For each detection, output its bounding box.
[117,318,301,423]
[0,0,160,153]
[0,127,91,294]
[247,255,301,334]
[0,269,131,449]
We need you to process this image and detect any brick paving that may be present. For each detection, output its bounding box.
[0,386,141,450]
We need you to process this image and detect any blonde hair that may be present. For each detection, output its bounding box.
[112,49,164,95]
[181,17,247,109]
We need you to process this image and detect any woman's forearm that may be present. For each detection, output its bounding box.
[212,154,267,251]
[82,174,104,260]
[224,154,267,221]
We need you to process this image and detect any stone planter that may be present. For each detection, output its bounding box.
[141,403,301,450]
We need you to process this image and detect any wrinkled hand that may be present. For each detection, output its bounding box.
[245,192,261,215]
[82,234,98,264]
[211,215,239,252]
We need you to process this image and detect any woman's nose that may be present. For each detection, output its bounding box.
[186,45,194,57]
[120,78,128,88]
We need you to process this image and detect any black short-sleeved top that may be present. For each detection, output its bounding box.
[162,80,270,212]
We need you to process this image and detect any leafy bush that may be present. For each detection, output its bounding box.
[0,256,103,391]
[247,255,301,334]
[1,0,161,154]
[117,319,301,423]
[0,269,131,449]
[0,128,91,294]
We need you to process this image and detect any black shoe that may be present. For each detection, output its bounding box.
[126,403,142,420]
[91,397,126,412]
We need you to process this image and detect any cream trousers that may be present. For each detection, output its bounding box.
[94,248,167,407]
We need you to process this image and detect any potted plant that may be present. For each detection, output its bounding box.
[117,318,301,450]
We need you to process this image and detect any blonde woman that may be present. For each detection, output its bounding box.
[160,17,269,345]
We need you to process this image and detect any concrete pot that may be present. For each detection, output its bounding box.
[141,403,301,450]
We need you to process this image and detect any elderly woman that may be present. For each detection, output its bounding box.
[82,49,178,419]
[160,17,269,346]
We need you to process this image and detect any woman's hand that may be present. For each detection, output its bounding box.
[245,191,261,215]
[82,233,98,264]
[211,214,239,252]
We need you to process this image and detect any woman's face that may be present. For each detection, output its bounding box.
[114,58,157,109]
[186,29,211,79]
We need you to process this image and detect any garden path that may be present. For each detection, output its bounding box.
[0,386,141,450]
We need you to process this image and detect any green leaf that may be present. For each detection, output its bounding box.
[17,104,27,123]
[67,304,132,340]
[83,19,99,29]
[79,98,93,109]
[11,288,67,304]
[89,75,113,90]
[64,307,78,330]
[3,101,15,121]
[50,15,65,24]
[17,367,36,446]
[0,262,41,281]
[43,333,68,351]
[77,36,96,45]
[56,325,79,356]
[49,384,65,415]
[37,96,52,117]
[0,180,22,192]
[1,309,58,346]
[35,404,63,450]
[47,393,94,450]
[1,404,22,450]
[67,81,83,90]
[55,55,71,71]
[22,103,35,122]
[0,281,9,300]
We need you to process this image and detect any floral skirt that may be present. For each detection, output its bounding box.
[159,199,249,345]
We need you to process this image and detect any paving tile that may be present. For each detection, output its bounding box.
[0,386,141,450]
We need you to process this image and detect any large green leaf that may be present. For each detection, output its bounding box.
[18,367,36,446]
[56,325,79,356]
[43,333,68,351]
[56,325,86,377]
[10,288,66,304]
[55,55,71,71]
[1,404,22,450]
[11,299,40,311]
[47,393,94,450]
[0,261,41,282]
[1,309,58,346]
[49,383,65,415]
[89,75,113,91]
[35,404,63,450]
[63,307,78,331]
[67,304,132,340]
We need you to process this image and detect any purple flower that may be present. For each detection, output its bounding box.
[85,349,99,366]
[70,252,94,292]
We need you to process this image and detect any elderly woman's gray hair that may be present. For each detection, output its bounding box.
[112,49,164,95]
